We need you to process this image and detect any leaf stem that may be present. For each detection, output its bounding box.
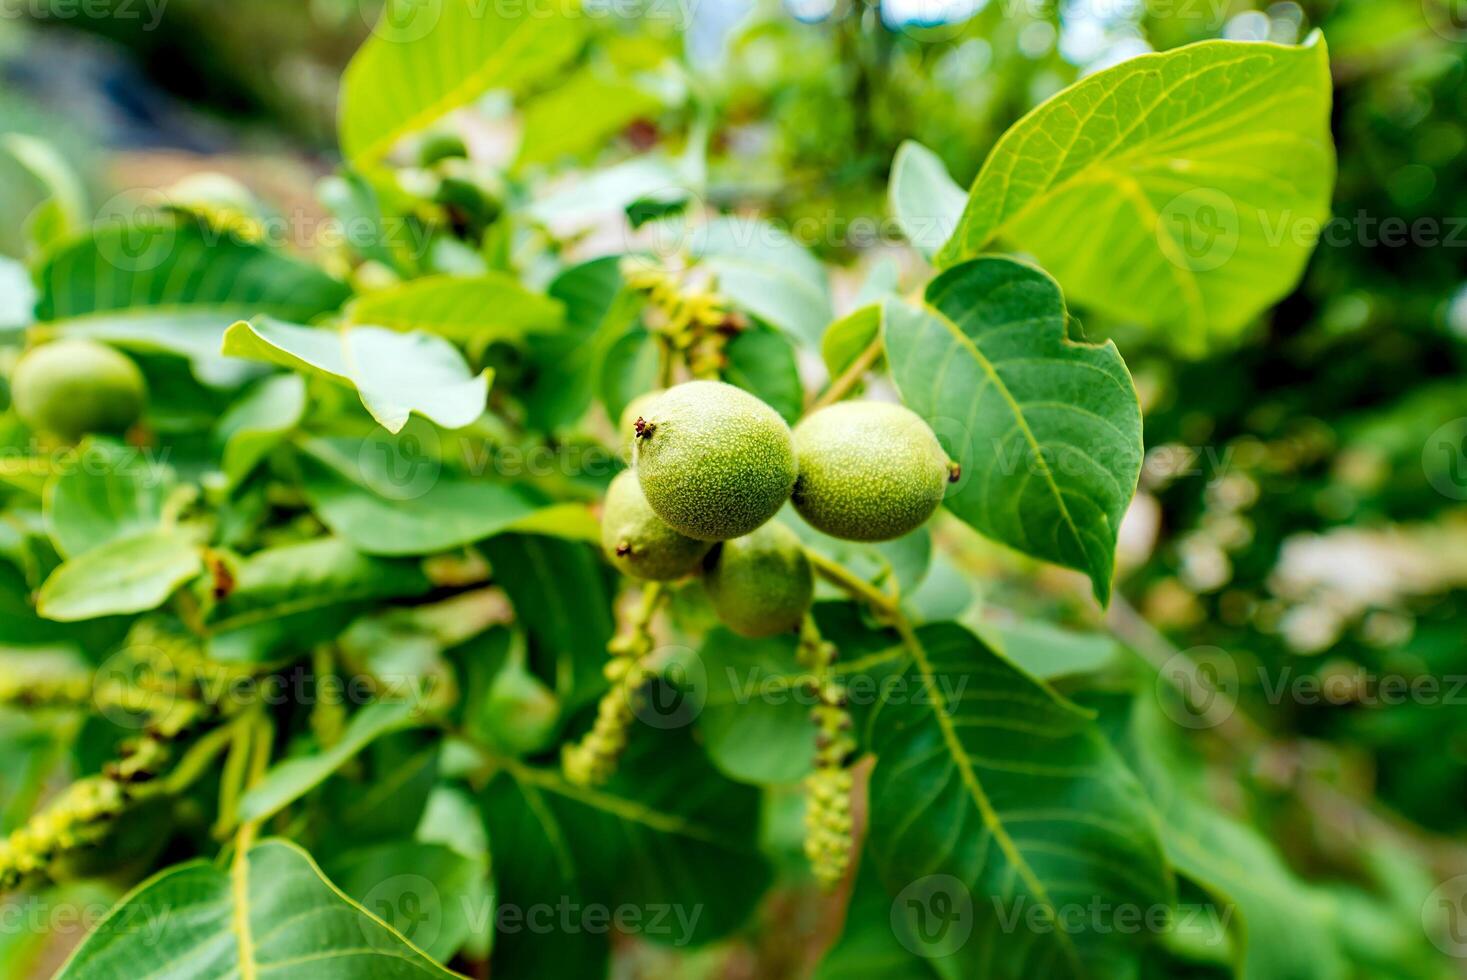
[809,336,882,413]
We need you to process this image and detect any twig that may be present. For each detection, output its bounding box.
[809,338,882,413]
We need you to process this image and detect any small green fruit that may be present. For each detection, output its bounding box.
[633,380,797,541]
[602,470,712,580]
[791,401,951,542]
[704,521,813,638]
[11,340,147,441]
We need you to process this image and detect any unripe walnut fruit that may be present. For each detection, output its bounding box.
[791,401,951,542]
[11,340,146,441]
[703,521,813,638]
[601,471,712,580]
[633,380,797,542]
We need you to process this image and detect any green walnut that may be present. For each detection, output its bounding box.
[602,470,712,580]
[703,521,813,638]
[633,380,797,541]
[791,401,953,542]
[10,340,147,441]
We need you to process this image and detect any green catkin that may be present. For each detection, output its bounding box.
[562,585,664,787]
[799,617,855,889]
[0,620,238,893]
[619,256,741,379]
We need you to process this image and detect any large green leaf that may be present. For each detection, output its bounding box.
[883,256,1141,604]
[55,838,461,979]
[37,529,201,622]
[42,441,175,559]
[296,437,562,557]
[866,623,1173,977]
[724,326,803,424]
[346,273,564,343]
[223,317,490,432]
[36,221,351,385]
[697,629,815,785]
[480,725,770,974]
[936,37,1335,351]
[339,0,586,165]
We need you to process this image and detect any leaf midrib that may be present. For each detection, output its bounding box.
[917,301,1087,573]
[894,622,1082,971]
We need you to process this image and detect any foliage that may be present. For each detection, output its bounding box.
[0,1,1463,978]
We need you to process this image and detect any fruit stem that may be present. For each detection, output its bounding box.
[809,336,882,413]
[805,548,898,617]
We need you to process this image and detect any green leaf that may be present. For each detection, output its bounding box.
[239,699,425,825]
[480,725,770,974]
[517,68,660,167]
[37,529,201,622]
[480,535,614,712]
[694,217,832,347]
[597,328,660,426]
[207,536,432,662]
[0,256,36,331]
[42,441,175,559]
[296,437,560,557]
[213,373,308,489]
[3,134,87,252]
[936,37,1335,351]
[37,221,351,386]
[814,847,940,980]
[883,256,1141,605]
[55,838,462,979]
[724,326,803,424]
[889,140,966,262]
[979,619,1124,682]
[327,841,489,964]
[346,273,564,344]
[527,257,643,432]
[339,0,586,165]
[698,629,814,785]
[223,317,490,433]
[866,623,1173,976]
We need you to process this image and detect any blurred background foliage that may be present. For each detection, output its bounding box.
[3,0,1467,975]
